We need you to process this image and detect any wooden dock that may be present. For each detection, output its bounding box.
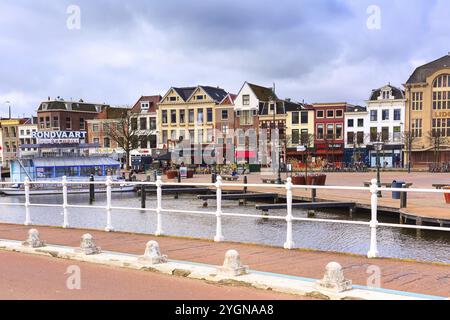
[255,201,356,214]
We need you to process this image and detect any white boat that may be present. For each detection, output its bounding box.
[0,185,135,196]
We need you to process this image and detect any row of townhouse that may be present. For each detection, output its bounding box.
[3,54,449,171]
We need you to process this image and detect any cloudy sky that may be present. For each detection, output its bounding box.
[0,0,449,117]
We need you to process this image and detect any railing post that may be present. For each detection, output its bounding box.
[62,176,69,228]
[155,176,163,236]
[367,178,379,258]
[24,177,31,226]
[284,177,295,249]
[105,176,114,232]
[214,175,224,242]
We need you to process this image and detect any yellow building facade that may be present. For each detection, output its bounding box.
[404,55,450,167]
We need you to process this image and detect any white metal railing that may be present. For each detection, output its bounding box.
[0,176,449,259]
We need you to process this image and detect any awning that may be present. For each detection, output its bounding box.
[314,150,344,155]
[235,150,257,158]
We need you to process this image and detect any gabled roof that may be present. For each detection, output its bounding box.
[247,82,277,101]
[369,84,405,101]
[259,99,298,116]
[406,54,450,84]
[131,95,162,113]
[200,86,228,102]
[173,87,197,101]
[220,93,237,106]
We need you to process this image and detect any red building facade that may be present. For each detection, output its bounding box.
[312,103,350,166]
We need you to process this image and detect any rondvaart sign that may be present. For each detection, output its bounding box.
[32,131,87,144]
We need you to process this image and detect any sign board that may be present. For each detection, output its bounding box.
[296,145,306,152]
[32,131,86,144]
[179,167,187,179]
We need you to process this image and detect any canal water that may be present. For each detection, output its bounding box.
[0,192,449,263]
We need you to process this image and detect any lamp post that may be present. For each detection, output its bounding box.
[373,141,384,198]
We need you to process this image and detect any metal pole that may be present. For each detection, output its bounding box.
[155,176,163,236]
[62,176,69,228]
[367,178,379,258]
[284,177,295,249]
[141,184,146,208]
[214,175,224,242]
[89,174,95,204]
[24,177,31,225]
[376,147,382,198]
[105,176,113,232]
[243,175,248,193]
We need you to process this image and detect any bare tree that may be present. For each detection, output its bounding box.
[401,130,417,172]
[427,130,448,165]
[103,110,147,170]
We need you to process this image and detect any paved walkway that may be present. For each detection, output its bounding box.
[0,251,306,300]
[180,172,450,222]
[0,224,449,298]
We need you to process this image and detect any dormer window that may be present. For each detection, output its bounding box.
[169,96,177,102]
[41,103,48,111]
[141,102,150,110]
[381,90,391,100]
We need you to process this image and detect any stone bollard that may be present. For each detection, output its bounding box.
[22,229,46,248]
[75,233,101,255]
[137,240,168,265]
[217,250,248,277]
[316,262,352,293]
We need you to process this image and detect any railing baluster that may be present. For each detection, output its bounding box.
[284,177,295,249]
[214,175,224,242]
[24,177,31,226]
[62,176,69,228]
[105,176,114,232]
[155,176,163,236]
[368,178,379,258]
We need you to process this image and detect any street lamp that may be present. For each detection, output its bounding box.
[373,141,384,198]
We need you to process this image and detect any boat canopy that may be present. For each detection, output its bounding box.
[32,157,119,167]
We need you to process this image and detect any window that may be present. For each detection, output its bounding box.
[149,135,157,148]
[65,117,71,129]
[162,110,168,124]
[394,109,401,121]
[370,110,377,122]
[348,119,354,128]
[432,76,450,110]
[46,117,50,128]
[93,124,99,132]
[412,92,423,111]
[140,136,147,149]
[317,110,324,118]
[393,126,401,142]
[301,129,309,144]
[243,95,250,105]
[179,110,185,123]
[292,129,300,145]
[335,124,343,140]
[221,110,228,120]
[357,119,364,127]
[189,110,194,123]
[221,124,229,135]
[141,102,149,110]
[301,111,308,124]
[150,118,157,130]
[432,118,450,137]
[93,138,99,144]
[382,110,389,121]
[162,130,168,144]
[412,119,422,138]
[326,124,334,139]
[240,110,253,125]
[335,110,343,118]
[52,116,59,128]
[79,118,85,130]
[207,129,213,143]
[357,132,364,144]
[347,132,354,145]
[292,112,299,125]
[189,130,194,141]
[171,130,177,141]
[169,96,177,102]
[317,124,324,140]
[140,118,147,130]
[131,118,138,131]
[382,127,389,142]
[327,110,334,118]
[197,129,203,143]
[370,127,378,142]
[104,137,110,148]
[197,109,204,124]
[196,95,204,101]
[171,110,177,123]
[39,117,45,129]
[207,108,213,122]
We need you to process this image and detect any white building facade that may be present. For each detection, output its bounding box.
[366,84,406,168]
[344,106,370,166]
[18,123,38,157]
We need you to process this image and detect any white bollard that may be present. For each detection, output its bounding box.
[155,176,163,236]
[105,176,114,232]
[22,229,46,248]
[75,233,101,255]
[137,240,168,265]
[316,262,352,293]
[367,178,379,258]
[24,177,32,226]
[214,175,224,242]
[62,176,69,228]
[284,177,295,249]
[217,249,248,277]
